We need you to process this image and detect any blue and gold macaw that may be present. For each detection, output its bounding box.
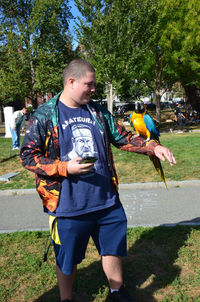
[129,101,168,189]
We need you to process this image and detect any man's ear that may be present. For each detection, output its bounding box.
[68,77,75,87]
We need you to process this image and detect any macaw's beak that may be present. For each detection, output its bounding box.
[135,101,145,114]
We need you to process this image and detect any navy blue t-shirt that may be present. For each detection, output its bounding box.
[54,101,118,217]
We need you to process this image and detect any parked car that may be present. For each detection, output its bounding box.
[146,103,156,110]
[160,101,173,109]
[119,103,135,113]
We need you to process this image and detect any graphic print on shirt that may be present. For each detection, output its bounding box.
[62,123,98,162]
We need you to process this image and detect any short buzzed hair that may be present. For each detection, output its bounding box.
[62,59,95,87]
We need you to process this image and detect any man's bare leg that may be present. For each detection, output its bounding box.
[102,255,123,289]
[56,264,77,301]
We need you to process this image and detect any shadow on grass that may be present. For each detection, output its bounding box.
[35,286,60,302]
[35,224,196,302]
[0,153,19,163]
[124,225,190,302]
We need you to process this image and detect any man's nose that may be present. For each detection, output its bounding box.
[90,85,95,93]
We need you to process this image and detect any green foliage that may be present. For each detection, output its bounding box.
[74,0,200,118]
[74,0,177,122]
[74,0,136,97]
[0,0,74,106]
[0,32,29,103]
[159,0,200,86]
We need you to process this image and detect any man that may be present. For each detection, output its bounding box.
[20,59,176,302]
[10,107,27,150]
[170,103,185,133]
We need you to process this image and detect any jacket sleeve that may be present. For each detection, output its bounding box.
[105,110,159,156]
[21,116,26,130]
[20,116,68,178]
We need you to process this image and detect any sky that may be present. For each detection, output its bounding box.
[68,0,82,49]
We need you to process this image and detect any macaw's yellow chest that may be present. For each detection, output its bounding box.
[131,113,150,139]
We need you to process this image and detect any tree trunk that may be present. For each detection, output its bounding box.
[154,52,162,126]
[106,82,114,114]
[155,90,161,125]
[30,57,38,109]
[0,101,3,124]
[32,93,39,109]
[183,84,200,111]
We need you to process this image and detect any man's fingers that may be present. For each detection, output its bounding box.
[164,149,176,166]
[168,154,176,166]
[154,146,176,166]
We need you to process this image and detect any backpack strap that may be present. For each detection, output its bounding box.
[43,216,57,262]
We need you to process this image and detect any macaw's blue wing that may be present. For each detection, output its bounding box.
[129,113,134,129]
[143,114,160,140]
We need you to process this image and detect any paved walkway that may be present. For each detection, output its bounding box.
[1,180,200,233]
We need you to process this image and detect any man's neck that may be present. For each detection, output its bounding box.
[59,91,80,108]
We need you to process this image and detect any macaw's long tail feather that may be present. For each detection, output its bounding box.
[149,155,168,189]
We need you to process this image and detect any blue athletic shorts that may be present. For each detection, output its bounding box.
[51,201,127,275]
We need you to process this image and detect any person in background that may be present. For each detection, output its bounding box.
[20,59,176,302]
[10,107,27,150]
[170,103,185,133]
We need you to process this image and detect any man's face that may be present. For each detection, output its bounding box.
[69,71,96,107]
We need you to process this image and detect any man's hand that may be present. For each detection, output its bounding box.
[154,145,176,166]
[67,157,95,175]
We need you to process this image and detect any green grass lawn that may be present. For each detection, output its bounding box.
[113,131,200,183]
[1,226,200,302]
[2,131,199,190]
